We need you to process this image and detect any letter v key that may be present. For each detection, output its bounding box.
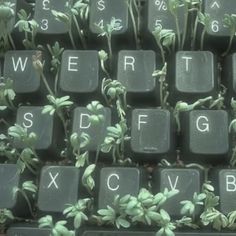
[168,175,179,190]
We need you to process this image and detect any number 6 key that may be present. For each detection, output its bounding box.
[202,0,236,52]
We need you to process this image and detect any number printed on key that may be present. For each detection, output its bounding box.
[34,0,68,34]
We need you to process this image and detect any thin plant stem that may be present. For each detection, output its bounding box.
[18,189,34,217]
[69,28,76,49]
[40,71,55,97]
[156,39,165,65]
[222,33,234,57]
[95,146,100,165]
[106,34,113,66]
[128,0,138,49]
[192,15,199,50]
[174,14,181,50]
[181,5,189,49]
[72,15,87,49]
[101,60,110,78]
[57,110,69,142]
[112,146,116,164]
[200,28,206,50]
[8,33,15,50]
[160,77,164,108]
[54,72,59,95]
[134,0,141,34]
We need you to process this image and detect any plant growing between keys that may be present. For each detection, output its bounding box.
[2,0,236,236]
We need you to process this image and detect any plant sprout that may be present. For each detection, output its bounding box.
[47,42,64,94]
[8,124,40,174]
[15,9,38,49]
[126,0,140,48]
[174,96,212,132]
[229,98,236,166]
[52,0,89,49]
[197,12,211,50]
[98,50,110,78]
[101,120,130,163]
[152,28,176,64]
[152,63,169,108]
[96,17,123,61]
[63,198,90,229]
[70,132,90,167]
[222,14,236,56]
[0,1,15,52]
[180,192,206,218]
[0,77,15,111]
[42,95,73,143]
[168,0,183,50]
[13,180,37,216]
[101,79,127,120]
[82,164,96,193]
[38,215,74,236]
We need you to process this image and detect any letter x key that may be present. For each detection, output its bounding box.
[38,166,80,213]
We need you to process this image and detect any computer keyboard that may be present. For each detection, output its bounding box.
[1,0,236,235]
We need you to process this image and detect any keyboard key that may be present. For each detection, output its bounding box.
[203,0,236,51]
[223,53,236,101]
[131,109,175,160]
[34,0,70,45]
[81,230,236,236]
[82,230,155,236]
[145,0,184,48]
[153,168,203,217]
[89,0,128,35]
[203,0,236,37]
[59,50,99,101]
[117,50,158,105]
[211,169,236,214]
[14,106,59,155]
[98,167,146,209]
[181,110,229,164]
[72,107,111,152]
[7,226,50,236]
[170,51,217,104]
[4,51,41,100]
[0,164,31,217]
[1,0,17,34]
[89,0,130,49]
[37,166,80,214]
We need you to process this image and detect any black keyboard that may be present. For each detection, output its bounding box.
[1,0,236,235]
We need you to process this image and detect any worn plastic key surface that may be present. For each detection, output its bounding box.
[82,231,236,236]
[170,51,217,103]
[89,0,128,35]
[59,50,99,99]
[4,51,41,95]
[34,0,68,34]
[37,166,80,213]
[98,167,145,209]
[131,109,175,160]
[0,164,32,217]
[117,50,157,104]
[181,110,229,164]
[7,226,50,236]
[72,107,111,151]
[14,106,55,151]
[211,169,236,215]
[153,168,203,217]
